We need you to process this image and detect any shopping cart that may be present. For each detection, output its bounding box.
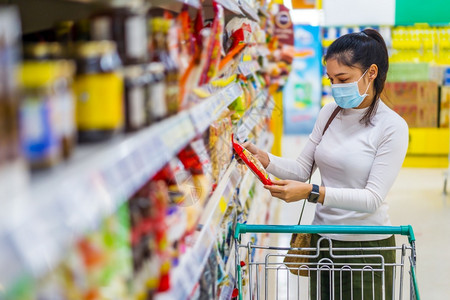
[233,223,420,300]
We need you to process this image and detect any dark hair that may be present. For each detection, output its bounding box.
[324,29,389,126]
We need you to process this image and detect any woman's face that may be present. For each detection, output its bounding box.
[326,58,376,108]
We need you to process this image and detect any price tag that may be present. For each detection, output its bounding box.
[233,83,243,98]
[237,126,249,142]
[225,86,235,103]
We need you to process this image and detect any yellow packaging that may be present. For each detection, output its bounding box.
[74,72,124,130]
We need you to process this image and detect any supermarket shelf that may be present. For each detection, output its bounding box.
[235,89,271,142]
[157,160,242,300]
[191,82,243,134]
[215,0,244,15]
[238,169,254,206]
[224,131,273,275]
[238,0,260,22]
[0,82,242,290]
[258,5,270,18]
[62,0,109,3]
[239,60,261,77]
[55,0,200,10]
[149,0,201,10]
[158,131,273,299]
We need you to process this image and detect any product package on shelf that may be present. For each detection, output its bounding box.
[11,204,133,300]
[178,139,213,206]
[208,111,233,185]
[128,179,176,297]
[198,2,224,86]
[2,0,289,298]
[0,6,29,199]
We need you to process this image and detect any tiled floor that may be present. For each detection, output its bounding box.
[271,135,450,299]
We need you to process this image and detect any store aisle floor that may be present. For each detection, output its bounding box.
[272,135,450,299]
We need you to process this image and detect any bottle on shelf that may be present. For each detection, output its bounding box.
[90,7,148,66]
[124,65,147,132]
[19,61,62,169]
[150,18,180,116]
[0,6,29,199]
[23,43,77,160]
[73,41,124,142]
[145,62,168,124]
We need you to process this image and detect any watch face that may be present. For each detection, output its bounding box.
[308,194,319,203]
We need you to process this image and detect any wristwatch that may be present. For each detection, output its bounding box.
[307,184,320,203]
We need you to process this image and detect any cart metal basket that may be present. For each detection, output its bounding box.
[233,224,420,300]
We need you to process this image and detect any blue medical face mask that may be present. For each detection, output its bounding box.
[331,69,371,109]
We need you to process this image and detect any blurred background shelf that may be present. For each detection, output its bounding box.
[156,159,241,299]
[0,81,242,289]
[239,60,261,77]
[235,89,271,142]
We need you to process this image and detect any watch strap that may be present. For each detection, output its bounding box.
[308,184,320,203]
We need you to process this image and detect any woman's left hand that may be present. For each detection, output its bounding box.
[264,180,312,203]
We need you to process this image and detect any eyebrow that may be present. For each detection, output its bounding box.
[326,72,348,77]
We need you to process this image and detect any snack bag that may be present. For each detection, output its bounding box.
[198,1,224,85]
[232,138,272,185]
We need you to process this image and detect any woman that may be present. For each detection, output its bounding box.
[243,29,408,299]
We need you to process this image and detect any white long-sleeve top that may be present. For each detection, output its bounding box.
[266,101,409,241]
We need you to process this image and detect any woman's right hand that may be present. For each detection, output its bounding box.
[236,141,270,169]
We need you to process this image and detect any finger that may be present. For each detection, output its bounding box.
[264,185,283,193]
[242,141,251,148]
[272,180,287,186]
[243,142,258,154]
[263,185,274,190]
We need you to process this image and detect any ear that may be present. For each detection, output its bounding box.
[368,64,378,81]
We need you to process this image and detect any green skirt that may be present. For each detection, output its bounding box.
[309,234,396,300]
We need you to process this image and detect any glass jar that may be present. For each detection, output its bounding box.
[23,42,64,60]
[90,7,148,65]
[19,61,62,169]
[124,65,146,132]
[73,41,124,142]
[23,43,77,159]
[150,18,179,115]
[0,6,29,198]
[54,60,77,159]
[145,62,167,124]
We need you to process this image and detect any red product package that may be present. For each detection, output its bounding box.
[232,138,272,185]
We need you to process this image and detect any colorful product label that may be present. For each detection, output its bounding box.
[20,97,59,162]
[74,72,124,130]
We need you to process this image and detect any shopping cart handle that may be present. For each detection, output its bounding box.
[234,223,416,243]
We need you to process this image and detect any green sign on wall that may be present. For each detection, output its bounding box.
[396,0,450,25]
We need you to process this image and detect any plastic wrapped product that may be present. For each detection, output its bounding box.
[232,138,272,185]
[198,2,224,85]
[178,140,212,205]
[225,17,256,52]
